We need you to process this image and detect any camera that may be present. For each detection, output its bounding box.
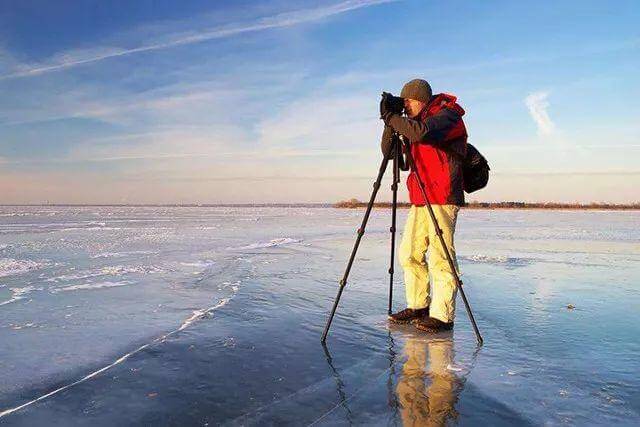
[381,92,404,115]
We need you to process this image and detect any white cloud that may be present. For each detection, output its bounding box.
[0,0,395,80]
[525,91,555,135]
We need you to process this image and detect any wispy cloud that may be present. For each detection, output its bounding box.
[258,94,377,147]
[0,90,229,128]
[525,91,555,135]
[0,0,395,81]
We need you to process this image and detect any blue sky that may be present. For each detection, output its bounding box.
[1,0,638,204]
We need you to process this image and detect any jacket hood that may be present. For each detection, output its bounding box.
[427,93,465,116]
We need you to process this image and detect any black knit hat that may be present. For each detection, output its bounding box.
[400,79,433,103]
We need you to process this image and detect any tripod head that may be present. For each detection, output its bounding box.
[389,131,410,172]
[381,125,410,171]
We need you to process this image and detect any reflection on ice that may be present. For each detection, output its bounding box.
[395,335,462,426]
[316,322,475,426]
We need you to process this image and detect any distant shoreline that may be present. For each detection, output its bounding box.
[1,202,639,210]
[334,199,640,210]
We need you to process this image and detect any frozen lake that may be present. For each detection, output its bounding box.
[0,206,638,425]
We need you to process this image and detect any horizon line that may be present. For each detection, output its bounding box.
[1,201,639,208]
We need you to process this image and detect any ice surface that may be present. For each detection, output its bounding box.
[0,206,638,425]
[0,285,40,306]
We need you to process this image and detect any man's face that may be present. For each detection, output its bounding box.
[404,98,426,118]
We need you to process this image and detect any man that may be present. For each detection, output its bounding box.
[380,79,467,333]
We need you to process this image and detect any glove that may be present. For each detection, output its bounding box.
[380,103,397,126]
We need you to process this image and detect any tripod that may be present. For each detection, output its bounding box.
[321,132,483,345]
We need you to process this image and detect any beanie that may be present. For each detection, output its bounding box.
[400,79,433,104]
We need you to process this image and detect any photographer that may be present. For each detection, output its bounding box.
[381,79,468,333]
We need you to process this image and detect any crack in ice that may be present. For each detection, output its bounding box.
[0,295,233,418]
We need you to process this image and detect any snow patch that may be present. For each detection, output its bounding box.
[461,254,532,267]
[91,250,157,259]
[0,258,46,277]
[47,265,163,282]
[229,237,302,250]
[52,281,133,293]
[180,260,215,268]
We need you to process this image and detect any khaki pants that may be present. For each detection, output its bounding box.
[399,205,460,323]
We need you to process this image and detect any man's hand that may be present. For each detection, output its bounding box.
[380,94,399,125]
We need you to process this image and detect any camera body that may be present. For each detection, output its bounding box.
[381,92,405,115]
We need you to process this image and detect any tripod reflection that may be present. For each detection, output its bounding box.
[321,329,475,426]
[322,344,355,424]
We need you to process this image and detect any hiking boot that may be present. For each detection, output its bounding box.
[388,307,429,324]
[414,317,454,333]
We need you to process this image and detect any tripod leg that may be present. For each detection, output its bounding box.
[388,139,400,314]
[321,142,394,343]
[403,143,484,345]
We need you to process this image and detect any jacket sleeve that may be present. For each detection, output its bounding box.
[386,108,460,144]
[380,125,394,157]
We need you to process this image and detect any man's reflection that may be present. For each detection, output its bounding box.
[396,335,463,426]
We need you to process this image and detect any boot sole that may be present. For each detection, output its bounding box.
[414,323,454,333]
[387,316,423,325]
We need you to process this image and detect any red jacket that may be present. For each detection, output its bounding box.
[405,94,468,206]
